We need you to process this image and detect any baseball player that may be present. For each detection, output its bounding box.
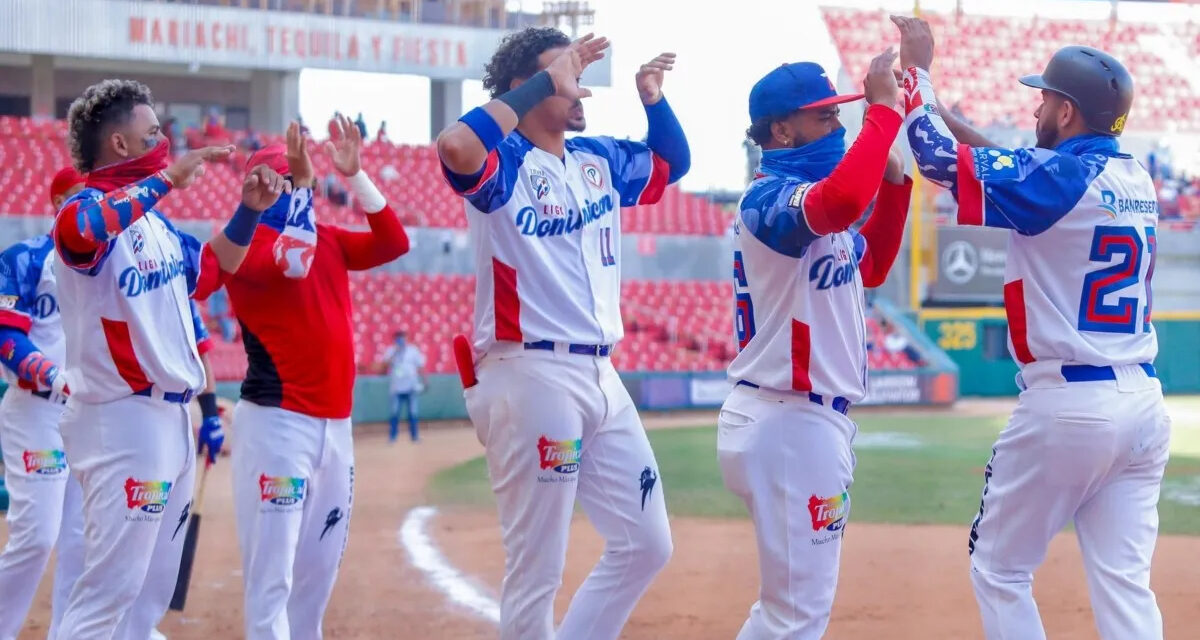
[0,168,86,640]
[894,17,1168,640]
[225,118,409,640]
[50,79,285,640]
[437,28,690,640]
[719,51,910,640]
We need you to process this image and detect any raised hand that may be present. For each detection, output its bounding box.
[636,53,676,105]
[891,15,935,71]
[286,121,315,188]
[863,48,900,107]
[546,33,610,101]
[242,165,289,211]
[324,114,362,177]
[163,145,234,189]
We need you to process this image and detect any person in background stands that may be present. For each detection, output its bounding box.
[381,330,425,442]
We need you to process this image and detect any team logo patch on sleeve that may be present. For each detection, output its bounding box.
[788,183,812,210]
[581,163,605,190]
[0,294,17,310]
[973,149,1019,181]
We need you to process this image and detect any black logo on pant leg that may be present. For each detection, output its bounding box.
[172,500,192,541]
[320,507,343,541]
[968,447,996,556]
[639,466,658,511]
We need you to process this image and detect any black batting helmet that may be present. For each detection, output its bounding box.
[1019,45,1134,137]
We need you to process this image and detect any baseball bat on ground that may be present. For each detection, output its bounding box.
[169,459,212,611]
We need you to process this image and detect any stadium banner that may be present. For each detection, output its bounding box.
[0,0,611,84]
[928,226,1008,305]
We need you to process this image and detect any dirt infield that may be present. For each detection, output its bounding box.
[7,411,1200,639]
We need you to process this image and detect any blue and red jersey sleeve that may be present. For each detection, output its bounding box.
[53,175,172,272]
[440,135,529,214]
[954,145,1106,235]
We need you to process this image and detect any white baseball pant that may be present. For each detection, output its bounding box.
[968,361,1170,640]
[55,393,196,640]
[717,384,857,640]
[232,401,354,640]
[0,390,84,640]
[464,343,673,640]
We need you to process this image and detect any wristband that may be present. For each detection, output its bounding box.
[197,392,219,419]
[497,70,555,120]
[459,107,505,153]
[348,171,386,214]
[224,204,262,247]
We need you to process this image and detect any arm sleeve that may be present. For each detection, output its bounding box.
[0,327,63,391]
[643,97,690,184]
[333,204,411,271]
[903,66,1092,235]
[440,139,523,213]
[856,177,913,288]
[51,174,172,271]
[271,187,318,279]
[738,176,822,258]
[189,300,214,355]
[802,104,903,236]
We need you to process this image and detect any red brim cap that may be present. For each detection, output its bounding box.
[49,166,86,207]
[245,144,289,177]
[800,93,865,110]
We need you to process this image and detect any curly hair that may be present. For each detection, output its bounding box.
[746,117,775,147]
[67,79,155,172]
[482,27,571,98]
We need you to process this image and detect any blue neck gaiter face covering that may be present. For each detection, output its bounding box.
[759,127,847,182]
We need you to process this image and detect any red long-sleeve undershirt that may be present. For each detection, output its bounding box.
[858,177,913,287]
[804,104,904,236]
[332,203,410,270]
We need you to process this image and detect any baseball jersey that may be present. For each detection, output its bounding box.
[224,188,409,419]
[954,138,1158,367]
[0,235,65,391]
[53,187,219,403]
[728,174,870,400]
[444,131,670,351]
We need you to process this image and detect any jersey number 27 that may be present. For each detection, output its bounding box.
[1078,225,1156,335]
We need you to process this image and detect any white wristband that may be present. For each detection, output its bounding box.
[348,170,386,214]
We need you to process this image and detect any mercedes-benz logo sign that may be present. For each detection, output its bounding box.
[942,240,979,285]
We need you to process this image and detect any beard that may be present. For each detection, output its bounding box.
[1034,118,1059,149]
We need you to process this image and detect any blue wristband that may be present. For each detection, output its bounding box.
[197,392,219,419]
[459,107,505,153]
[224,204,262,247]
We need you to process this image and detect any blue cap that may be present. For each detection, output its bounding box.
[748,62,864,122]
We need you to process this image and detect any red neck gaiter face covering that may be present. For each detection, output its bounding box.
[86,137,171,193]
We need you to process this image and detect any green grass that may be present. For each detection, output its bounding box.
[429,399,1200,536]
